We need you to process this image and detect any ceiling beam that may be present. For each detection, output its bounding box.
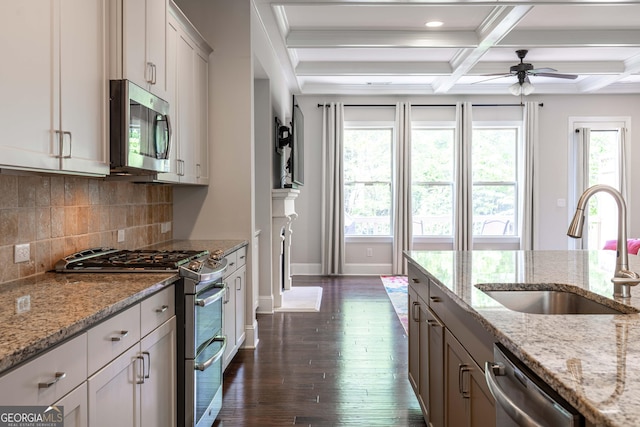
[578,52,640,92]
[286,29,478,48]
[499,30,640,48]
[432,4,533,93]
[296,61,452,75]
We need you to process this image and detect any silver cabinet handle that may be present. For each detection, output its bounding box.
[155,305,169,313]
[236,276,242,291]
[412,278,420,283]
[146,62,154,84]
[136,355,145,384]
[111,330,129,341]
[485,362,543,427]
[151,63,157,85]
[38,372,66,389]
[62,131,72,158]
[142,351,150,379]
[411,301,420,322]
[459,365,471,398]
[194,337,226,372]
[224,283,230,304]
[430,296,442,303]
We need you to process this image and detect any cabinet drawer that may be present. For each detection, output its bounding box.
[141,286,175,337]
[224,251,238,277]
[88,305,141,375]
[236,246,247,269]
[428,278,448,323]
[408,269,429,303]
[0,333,87,405]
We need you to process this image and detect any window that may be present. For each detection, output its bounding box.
[570,118,629,250]
[411,127,455,236]
[472,126,519,237]
[343,126,393,236]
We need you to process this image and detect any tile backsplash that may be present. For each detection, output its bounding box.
[0,173,173,285]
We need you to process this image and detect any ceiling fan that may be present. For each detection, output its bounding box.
[485,49,579,95]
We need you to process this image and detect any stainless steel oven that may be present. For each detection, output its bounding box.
[181,269,227,427]
[56,248,228,427]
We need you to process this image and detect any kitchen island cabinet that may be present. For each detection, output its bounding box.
[405,250,640,427]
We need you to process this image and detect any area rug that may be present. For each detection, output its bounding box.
[276,286,323,312]
[381,275,408,333]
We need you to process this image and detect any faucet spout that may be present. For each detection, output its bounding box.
[567,184,640,298]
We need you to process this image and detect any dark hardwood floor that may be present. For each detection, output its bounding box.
[214,275,427,427]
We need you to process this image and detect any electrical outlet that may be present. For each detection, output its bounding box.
[16,295,31,314]
[161,221,172,234]
[117,229,125,243]
[14,243,30,263]
[366,248,373,257]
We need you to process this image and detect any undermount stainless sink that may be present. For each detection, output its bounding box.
[479,288,638,315]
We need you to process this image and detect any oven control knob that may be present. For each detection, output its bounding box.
[187,260,202,272]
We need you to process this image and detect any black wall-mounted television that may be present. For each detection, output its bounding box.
[289,96,304,187]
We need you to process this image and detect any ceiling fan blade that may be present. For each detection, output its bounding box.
[532,72,578,80]
[472,75,512,84]
[529,67,557,73]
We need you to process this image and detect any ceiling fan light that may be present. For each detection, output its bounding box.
[521,81,535,95]
[509,82,522,96]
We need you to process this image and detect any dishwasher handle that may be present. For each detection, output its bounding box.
[485,362,544,427]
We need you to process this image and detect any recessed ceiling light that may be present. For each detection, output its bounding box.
[425,21,443,28]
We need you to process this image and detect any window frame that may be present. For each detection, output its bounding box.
[410,121,456,244]
[343,120,395,240]
[471,121,522,247]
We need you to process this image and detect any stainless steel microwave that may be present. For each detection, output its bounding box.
[109,80,171,174]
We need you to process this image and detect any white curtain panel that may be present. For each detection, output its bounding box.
[574,127,591,250]
[392,102,413,275]
[454,102,473,250]
[321,103,345,275]
[521,101,539,250]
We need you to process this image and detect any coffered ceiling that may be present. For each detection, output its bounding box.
[253,0,640,96]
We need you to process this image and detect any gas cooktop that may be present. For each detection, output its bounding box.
[55,247,211,273]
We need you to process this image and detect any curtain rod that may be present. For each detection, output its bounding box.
[317,102,543,108]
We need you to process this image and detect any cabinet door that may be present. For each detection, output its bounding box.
[444,329,494,427]
[234,265,246,350]
[123,0,147,89]
[195,49,209,184]
[408,286,420,395]
[59,0,109,175]
[88,343,142,427]
[55,383,88,427]
[176,31,198,183]
[140,317,177,427]
[146,0,168,98]
[223,279,236,367]
[426,306,445,427]
[0,1,59,171]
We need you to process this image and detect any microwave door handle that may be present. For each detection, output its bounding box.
[154,114,171,159]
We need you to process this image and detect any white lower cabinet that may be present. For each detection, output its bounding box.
[223,246,247,369]
[0,285,176,427]
[87,344,141,427]
[55,382,88,427]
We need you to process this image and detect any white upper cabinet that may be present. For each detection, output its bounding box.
[157,6,211,185]
[118,0,169,99]
[0,0,109,176]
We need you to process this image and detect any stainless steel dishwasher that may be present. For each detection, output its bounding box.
[485,343,584,427]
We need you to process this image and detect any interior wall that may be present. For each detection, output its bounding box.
[291,94,640,275]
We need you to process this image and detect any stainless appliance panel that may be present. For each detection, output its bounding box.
[184,284,225,360]
[110,79,171,174]
[486,343,583,427]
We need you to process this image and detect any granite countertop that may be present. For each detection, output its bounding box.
[405,250,640,427]
[0,239,247,375]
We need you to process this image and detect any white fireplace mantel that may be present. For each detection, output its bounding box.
[271,189,300,309]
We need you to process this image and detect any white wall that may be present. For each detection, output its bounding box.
[291,94,640,275]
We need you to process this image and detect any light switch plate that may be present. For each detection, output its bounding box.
[117,229,125,242]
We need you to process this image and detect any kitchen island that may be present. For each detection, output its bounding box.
[406,249,640,427]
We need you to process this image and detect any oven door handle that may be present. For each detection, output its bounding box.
[194,336,227,372]
[195,286,225,307]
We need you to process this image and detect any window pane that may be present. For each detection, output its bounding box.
[412,129,454,181]
[472,128,516,181]
[411,128,455,237]
[344,128,392,236]
[412,184,453,236]
[473,184,515,235]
